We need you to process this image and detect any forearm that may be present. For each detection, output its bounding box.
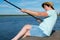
[22,9,39,16]
[21,9,48,17]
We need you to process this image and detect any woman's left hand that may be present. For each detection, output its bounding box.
[21,9,27,13]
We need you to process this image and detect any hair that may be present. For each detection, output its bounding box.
[42,2,54,10]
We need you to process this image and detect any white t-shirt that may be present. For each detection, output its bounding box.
[39,10,57,36]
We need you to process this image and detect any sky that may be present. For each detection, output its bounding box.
[0,0,60,15]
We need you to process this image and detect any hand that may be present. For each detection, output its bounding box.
[21,9,27,13]
[36,18,43,23]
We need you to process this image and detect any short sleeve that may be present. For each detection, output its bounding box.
[47,10,57,16]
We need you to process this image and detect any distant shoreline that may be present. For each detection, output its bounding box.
[0,15,29,16]
[0,14,60,16]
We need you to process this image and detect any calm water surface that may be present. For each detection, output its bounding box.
[0,16,60,40]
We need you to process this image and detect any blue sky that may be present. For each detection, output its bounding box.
[0,0,60,15]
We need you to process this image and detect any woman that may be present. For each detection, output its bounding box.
[12,2,57,40]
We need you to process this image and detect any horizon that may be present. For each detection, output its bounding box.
[0,0,60,15]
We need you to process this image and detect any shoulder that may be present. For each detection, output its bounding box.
[37,12,48,16]
[47,10,57,16]
[47,10,56,13]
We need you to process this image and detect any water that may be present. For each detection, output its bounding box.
[0,16,60,40]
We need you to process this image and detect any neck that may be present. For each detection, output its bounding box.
[47,8,53,11]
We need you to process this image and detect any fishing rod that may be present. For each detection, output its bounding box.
[4,0,43,23]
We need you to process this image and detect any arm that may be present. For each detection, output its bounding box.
[21,9,48,17]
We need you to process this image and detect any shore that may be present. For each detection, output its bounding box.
[0,14,60,16]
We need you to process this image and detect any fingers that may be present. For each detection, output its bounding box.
[21,9,27,13]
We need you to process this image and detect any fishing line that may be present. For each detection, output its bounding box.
[4,0,43,23]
